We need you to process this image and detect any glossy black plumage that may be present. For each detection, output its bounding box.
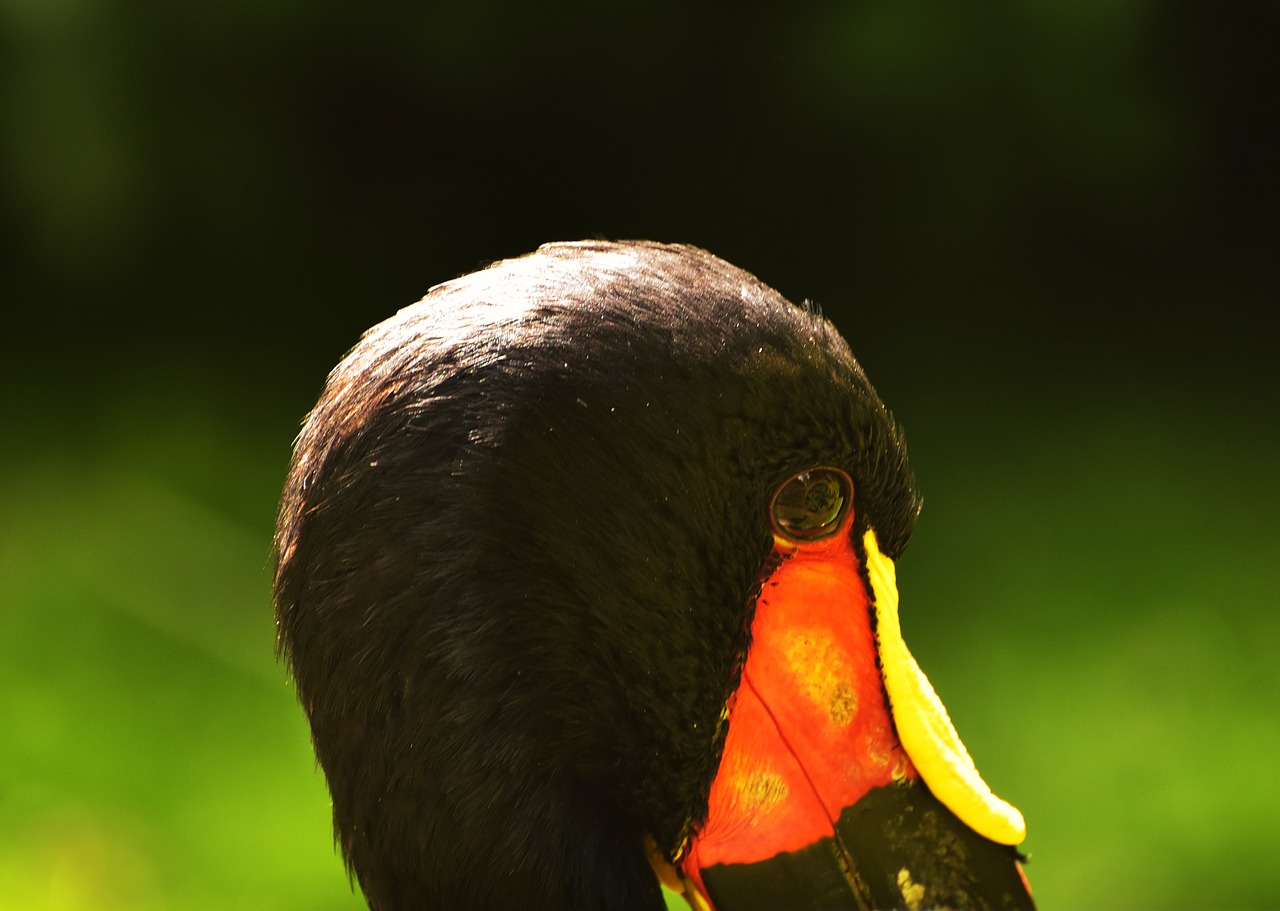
[274,240,921,910]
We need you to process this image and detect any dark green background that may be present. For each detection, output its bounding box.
[2,2,1277,909]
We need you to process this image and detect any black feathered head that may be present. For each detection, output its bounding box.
[274,241,1029,911]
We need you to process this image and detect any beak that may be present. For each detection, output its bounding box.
[666,525,1034,910]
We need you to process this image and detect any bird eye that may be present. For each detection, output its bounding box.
[770,468,853,541]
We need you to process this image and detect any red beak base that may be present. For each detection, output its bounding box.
[677,518,1034,910]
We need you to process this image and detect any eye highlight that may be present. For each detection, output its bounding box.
[769,468,853,541]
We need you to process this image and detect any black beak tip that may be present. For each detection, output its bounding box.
[698,780,1035,911]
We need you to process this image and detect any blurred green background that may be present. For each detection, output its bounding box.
[2,2,1277,909]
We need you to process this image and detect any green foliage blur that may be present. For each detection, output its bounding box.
[2,1,1277,909]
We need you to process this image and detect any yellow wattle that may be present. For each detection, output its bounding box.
[862,529,1027,846]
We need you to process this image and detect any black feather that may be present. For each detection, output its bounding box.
[273,240,920,910]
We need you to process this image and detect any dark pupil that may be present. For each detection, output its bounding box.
[805,482,837,515]
[774,472,845,538]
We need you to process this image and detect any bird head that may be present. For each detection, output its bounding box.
[274,241,1032,910]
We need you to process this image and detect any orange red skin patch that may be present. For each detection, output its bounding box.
[681,517,918,896]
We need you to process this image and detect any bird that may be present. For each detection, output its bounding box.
[273,240,1035,911]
